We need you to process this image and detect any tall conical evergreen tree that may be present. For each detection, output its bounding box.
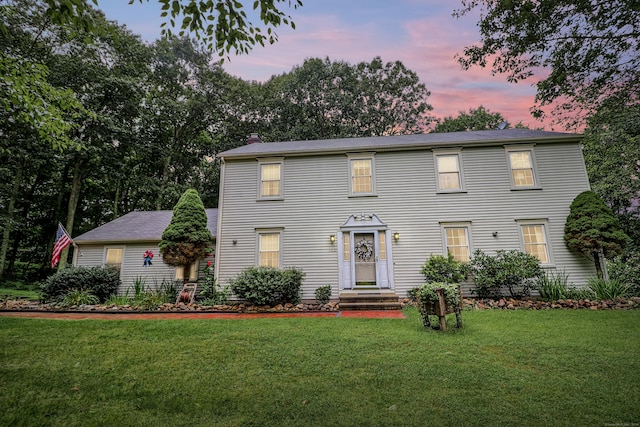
[564,191,629,278]
[160,189,212,270]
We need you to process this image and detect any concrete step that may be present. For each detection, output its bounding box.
[339,291,402,310]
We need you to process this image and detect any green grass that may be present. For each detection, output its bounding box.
[1,308,639,426]
[0,288,39,300]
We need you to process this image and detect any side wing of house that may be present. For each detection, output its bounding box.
[216,134,595,299]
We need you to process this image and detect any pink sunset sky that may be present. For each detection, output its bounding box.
[98,0,557,130]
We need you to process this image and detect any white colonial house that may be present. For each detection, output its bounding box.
[214,129,595,302]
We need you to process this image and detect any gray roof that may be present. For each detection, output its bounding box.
[219,129,582,160]
[73,209,218,243]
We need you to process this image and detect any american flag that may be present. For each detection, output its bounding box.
[51,223,72,268]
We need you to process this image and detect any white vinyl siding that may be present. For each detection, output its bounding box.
[348,154,375,196]
[217,141,595,298]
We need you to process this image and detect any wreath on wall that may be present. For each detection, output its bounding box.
[355,239,374,261]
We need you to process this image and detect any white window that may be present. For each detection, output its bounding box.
[258,158,283,199]
[258,231,281,268]
[518,221,551,264]
[441,225,471,262]
[505,146,539,189]
[104,247,123,271]
[434,149,465,192]
[348,154,375,196]
[176,262,198,281]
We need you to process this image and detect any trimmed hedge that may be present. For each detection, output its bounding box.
[230,266,305,306]
[40,266,121,303]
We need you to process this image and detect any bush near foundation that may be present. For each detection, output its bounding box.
[40,266,121,303]
[230,266,305,306]
[469,249,543,299]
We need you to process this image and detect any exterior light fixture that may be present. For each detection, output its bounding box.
[492,231,498,237]
[329,234,336,243]
[393,232,400,242]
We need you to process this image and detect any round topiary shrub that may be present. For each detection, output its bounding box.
[230,266,305,306]
[40,266,121,303]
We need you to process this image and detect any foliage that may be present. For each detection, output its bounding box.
[469,249,544,298]
[199,264,228,305]
[230,266,305,306]
[608,249,640,296]
[564,191,629,278]
[160,189,212,267]
[131,291,166,311]
[432,105,508,133]
[39,266,120,303]
[587,278,633,301]
[36,0,302,58]
[420,254,469,284]
[260,56,433,141]
[416,282,461,308]
[563,287,596,301]
[59,289,99,306]
[314,285,331,305]
[582,100,640,247]
[535,269,571,302]
[454,1,640,123]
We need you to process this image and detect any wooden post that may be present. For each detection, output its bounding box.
[436,288,447,331]
[455,285,463,328]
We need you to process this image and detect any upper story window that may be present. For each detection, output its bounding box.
[441,224,471,262]
[434,149,465,192]
[104,247,123,272]
[258,158,283,200]
[258,231,281,268]
[348,153,376,196]
[518,220,551,264]
[505,145,540,189]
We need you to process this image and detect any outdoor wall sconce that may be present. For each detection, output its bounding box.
[393,232,400,242]
[492,231,498,237]
[329,234,336,243]
[232,239,238,245]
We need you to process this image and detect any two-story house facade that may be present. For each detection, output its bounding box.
[215,129,595,301]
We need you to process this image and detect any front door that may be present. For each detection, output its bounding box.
[354,233,376,287]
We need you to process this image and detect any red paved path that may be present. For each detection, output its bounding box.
[0,310,405,320]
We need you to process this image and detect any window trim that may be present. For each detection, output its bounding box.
[440,222,472,263]
[433,148,466,193]
[257,157,284,201]
[516,219,553,265]
[347,153,376,197]
[505,145,541,190]
[256,228,283,268]
[103,246,124,272]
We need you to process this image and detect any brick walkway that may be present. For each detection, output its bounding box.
[0,310,405,320]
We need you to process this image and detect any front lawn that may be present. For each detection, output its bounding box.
[1,308,638,426]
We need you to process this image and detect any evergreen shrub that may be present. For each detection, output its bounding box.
[315,285,331,304]
[230,266,305,306]
[469,249,543,298]
[40,266,120,303]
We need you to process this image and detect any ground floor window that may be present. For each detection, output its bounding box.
[175,262,198,281]
[442,224,470,262]
[104,247,123,272]
[258,231,281,268]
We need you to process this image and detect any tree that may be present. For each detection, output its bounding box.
[454,1,640,124]
[159,189,212,279]
[581,99,640,245]
[564,191,630,278]
[260,57,433,141]
[38,0,302,58]
[432,105,507,133]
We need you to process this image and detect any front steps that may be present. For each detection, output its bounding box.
[339,290,402,310]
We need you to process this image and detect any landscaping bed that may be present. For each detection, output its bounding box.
[2,297,639,313]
